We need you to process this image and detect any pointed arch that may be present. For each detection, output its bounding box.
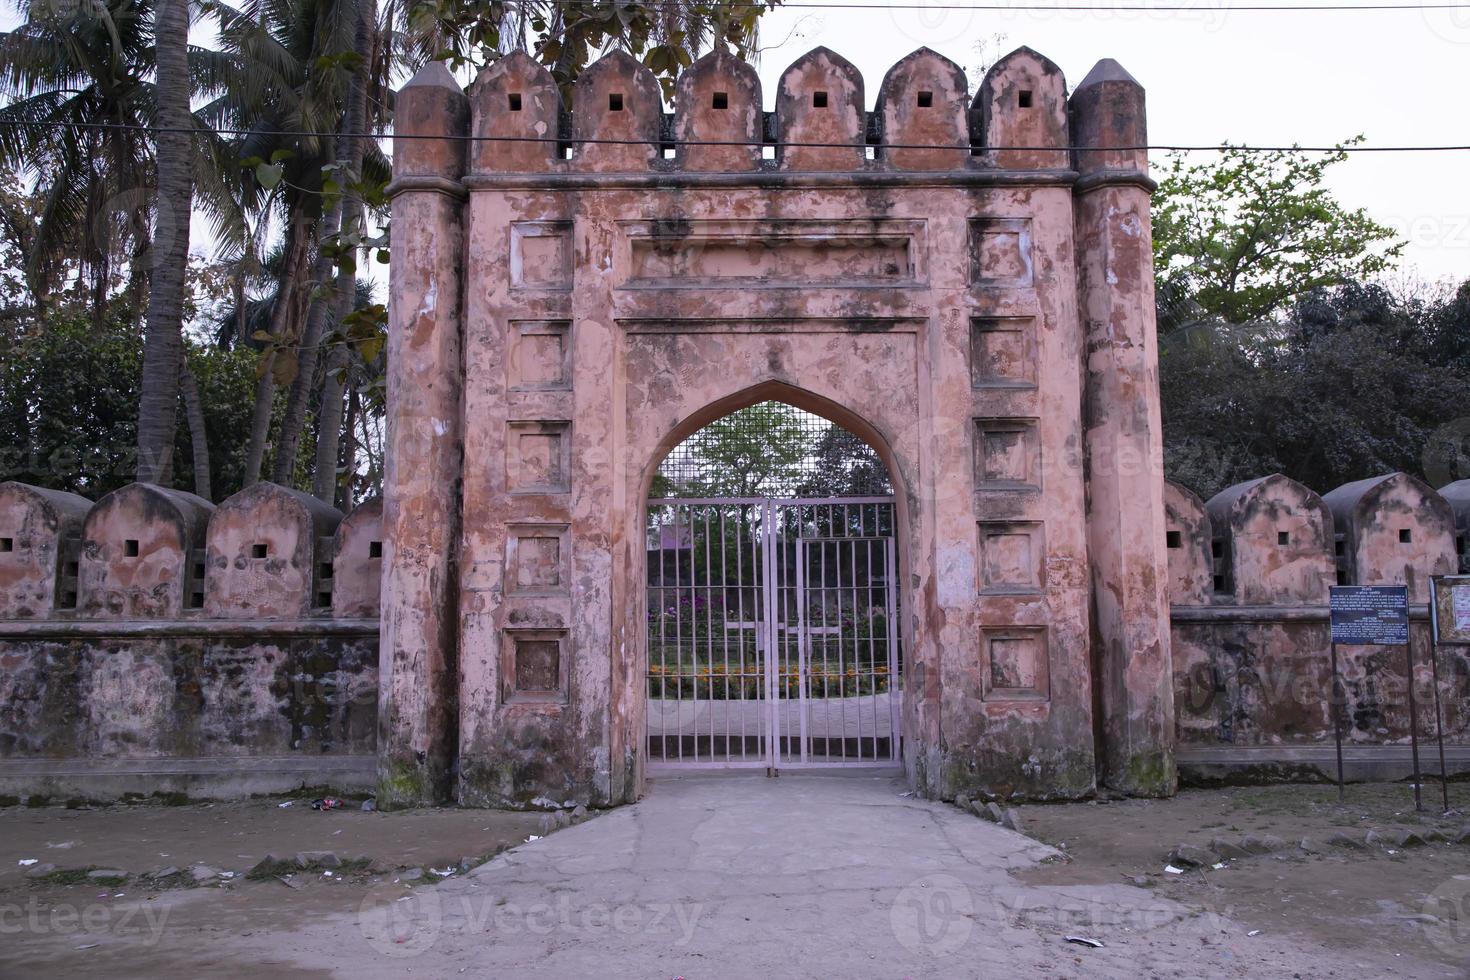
[637,380,908,506]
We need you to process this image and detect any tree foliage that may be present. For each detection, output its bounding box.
[1153,140,1404,326]
[658,402,810,498]
[1160,281,1470,499]
[794,427,891,498]
[0,0,237,308]
[652,402,891,499]
[0,308,260,499]
[413,0,781,98]
[1152,139,1468,500]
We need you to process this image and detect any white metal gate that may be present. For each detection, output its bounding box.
[645,497,901,771]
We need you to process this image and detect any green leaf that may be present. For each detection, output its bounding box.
[255,162,283,190]
[356,334,384,364]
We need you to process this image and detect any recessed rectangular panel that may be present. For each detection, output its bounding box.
[506,524,569,595]
[508,322,571,391]
[507,421,571,493]
[621,219,923,286]
[978,521,1045,594]
[971,317,1036,388]
[981,627,1049,701]
[510,222,572,289]
[503,629,568,703]
[970,218,1033,287]
[975,419,1041,492]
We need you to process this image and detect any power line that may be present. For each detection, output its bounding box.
[17,118,1470,153]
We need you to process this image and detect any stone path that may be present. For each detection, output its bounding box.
[244,770,1447,977]
[14,771,1454,977]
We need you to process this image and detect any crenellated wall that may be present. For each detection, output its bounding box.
[0,481,380,801]
[1169,472,1470,784]
[3,467,1463,798]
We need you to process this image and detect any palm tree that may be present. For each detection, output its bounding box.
[207,0,390,487]
[135,0,194,484]
[0,0,157,311]
[0,0,241,489]
[269,0,393,496]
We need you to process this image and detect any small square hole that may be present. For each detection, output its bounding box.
[917,90,933,108]
[1334,540,1345,556]
[1212,574,1225,593]
[189,592,204,609]
[65,561,78,577]
[508,93,522,111]
[1337,569,1349,586]
[193,562,204,579]
[319,562,334,580]
[608,93,623,112]
[317,591,332,608]
[812,91,828,108]
[1165,530,1182,549]
[1211,540,1222,559]
[1399,528,1412,544]
[369,540,383,559]
[124,539,139,558]
[1458,535,1466,555]
[1277,531,1290,546]
[1018,90,1033,108]
[61,591,77,608]
[251,543,268,559]
[0,537,11,552]
[712,91,728,110]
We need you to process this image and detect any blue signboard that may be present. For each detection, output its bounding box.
[1329,585,1410,645]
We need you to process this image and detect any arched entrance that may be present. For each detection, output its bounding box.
[643,401,903,771]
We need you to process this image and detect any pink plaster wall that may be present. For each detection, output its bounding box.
[1323,473,1457,601]
[330,497,383,618]
[1164,481,1213,606]
[77,484,212,619]
[1207,475,1336,605]
[203,482,342,620]
[0,483,89,618]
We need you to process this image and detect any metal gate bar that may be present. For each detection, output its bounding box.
[647,497,901,771]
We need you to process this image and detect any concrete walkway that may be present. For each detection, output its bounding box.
[234,771,1437,977]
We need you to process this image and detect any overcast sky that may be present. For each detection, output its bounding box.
[5,3,1464,287]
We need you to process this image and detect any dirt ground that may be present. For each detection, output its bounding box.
[0,795,551,978]
[1,782,1469,977]
[1014,781,1470,973]
[0,796,548,886]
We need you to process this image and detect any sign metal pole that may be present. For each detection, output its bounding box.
[1329,639,1345,802]
[1428,575,1451,813]
[1405,639,1424,812]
